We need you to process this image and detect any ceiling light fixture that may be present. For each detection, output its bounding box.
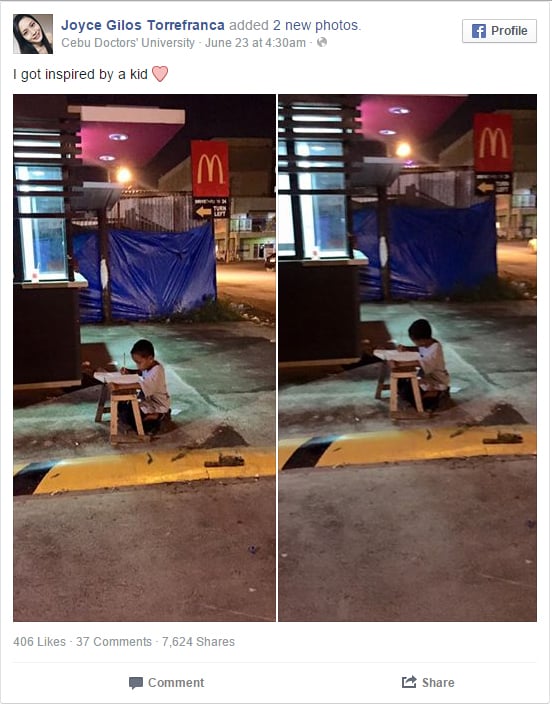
[99,154,116,161]
[395,142,412,158]
[116,167,132,183]
[388,106,410,115]
[108,133,129,141]
[378,129,397,136]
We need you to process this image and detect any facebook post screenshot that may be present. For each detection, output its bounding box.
[1,0,549,703]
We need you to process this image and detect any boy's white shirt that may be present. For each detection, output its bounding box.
[418,340,450,391]
[138,362,171,413]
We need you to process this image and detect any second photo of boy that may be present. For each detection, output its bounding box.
[277,94,537,622]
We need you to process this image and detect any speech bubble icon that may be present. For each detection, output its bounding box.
[129,677,144,689]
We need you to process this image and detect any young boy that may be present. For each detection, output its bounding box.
[120,339,171,434]
[398,319,450,410]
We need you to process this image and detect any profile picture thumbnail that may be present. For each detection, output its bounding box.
[13,13,53,54]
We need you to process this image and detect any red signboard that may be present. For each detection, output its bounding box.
[191,140,229,197]
[473,113,513,173]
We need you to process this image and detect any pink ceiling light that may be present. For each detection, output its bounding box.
[75,106,186,168]
[360,95,467,143]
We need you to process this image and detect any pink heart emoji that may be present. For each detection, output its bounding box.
[152,66,168,82]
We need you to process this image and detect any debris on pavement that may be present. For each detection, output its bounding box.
[205,453,245,467]
[482,432,523,444]
[449,428,465,438]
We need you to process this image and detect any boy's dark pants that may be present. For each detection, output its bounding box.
[397,379,444,411]
[119,401,162,434]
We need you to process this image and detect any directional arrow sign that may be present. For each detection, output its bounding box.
[475,172,512,196]
[476,181,495,194]
[193,196,229,219]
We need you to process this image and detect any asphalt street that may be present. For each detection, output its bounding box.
[216,260,276,314]
[14,477,275,622]
[496,240,537,281]
[278,456,536,622]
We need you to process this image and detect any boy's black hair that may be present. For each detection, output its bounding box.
[408,319,432,341]
[131,339,155,358]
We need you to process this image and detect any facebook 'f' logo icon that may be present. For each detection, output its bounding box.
[472,24,486,38]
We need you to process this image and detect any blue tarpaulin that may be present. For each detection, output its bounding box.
[353,200,497,300]
[73,223,216,322]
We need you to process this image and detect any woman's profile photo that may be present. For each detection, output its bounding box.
[13,14,53,54]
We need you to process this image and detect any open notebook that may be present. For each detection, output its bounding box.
[93,371,142,385]
[373,350,420,363]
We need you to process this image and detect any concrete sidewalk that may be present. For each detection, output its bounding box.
[15,477,276,622]
[278,300,537,440]
[14,319,276,466]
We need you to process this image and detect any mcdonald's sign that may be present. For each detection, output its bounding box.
[473,113,513,172]
[191,140,229,197]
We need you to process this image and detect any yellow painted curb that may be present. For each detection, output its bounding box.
[15,447,276,495]
[278,436,311,469]
[278,425,536,470]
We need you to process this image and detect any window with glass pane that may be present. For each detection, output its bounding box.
[295,140,343,158]
[279,100,358,259]
[15,165,68,280]
[295,141,347,257]
[17,195,64,215]
[16,165,62,182]
[277,173,295,256]
[20,218,68,280]
[299,195,347,257]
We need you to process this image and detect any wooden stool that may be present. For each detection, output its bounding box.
[95,382,150,443]
[375,361,425,416]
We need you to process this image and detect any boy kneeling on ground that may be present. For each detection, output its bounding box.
[120,339,171,434]
[397,319,450,411]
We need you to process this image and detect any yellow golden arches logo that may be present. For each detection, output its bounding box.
[197,153,225,184]
[479,127,508,158]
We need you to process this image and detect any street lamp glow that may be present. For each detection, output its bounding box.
[396,141,411,158]
[116,167,132,183]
